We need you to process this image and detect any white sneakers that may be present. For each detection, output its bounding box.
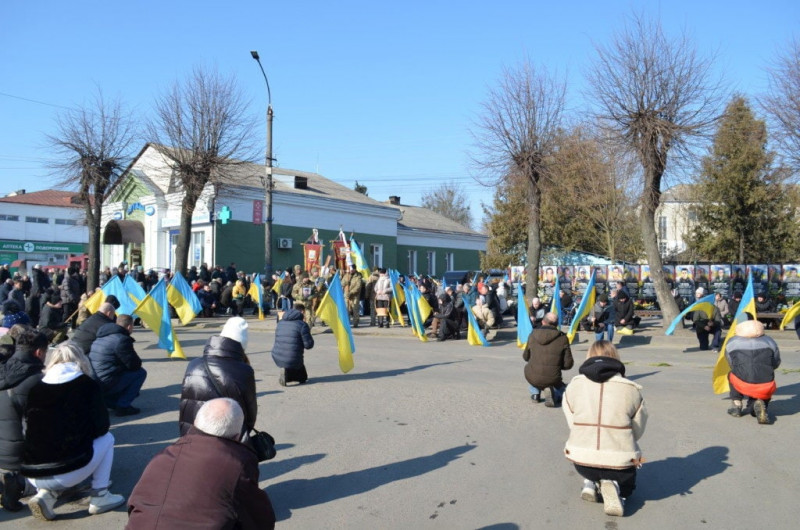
[600,480,625,516]
[581,479,598,502]
[28,489,57,521]
[88,489,126,515]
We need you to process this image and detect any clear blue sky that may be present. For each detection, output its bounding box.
[1,1,798,228]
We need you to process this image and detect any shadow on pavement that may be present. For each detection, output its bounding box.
[769,381,800,418]
[629,446,730,514]
[261,452,326,480]
[627,371,660,381]
[308,360,468,384]
[266,444,475,521]
[477,524,521,530]
[617,334,653,348]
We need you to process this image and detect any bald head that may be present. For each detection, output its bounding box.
[194,398,244,440]
[543,312,558,326]
[99,302,116,318]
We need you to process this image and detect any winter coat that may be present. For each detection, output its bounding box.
[522,325,574,388]
[88,323,142,389]
[433,296,457,324]
[60,273,81,305]
[346,273,364,301]
[71,312,115,356]
[563,356,647,469]
[271,309,314,369]
[179,336,257,437]
[725,321,781,385]
[126,426,275,530]
[38,303,66,331]
[0,348,44,471]
[374,275,392,302]
[613,296,635,326]
[21,364,109,477]
[7,288,25,313]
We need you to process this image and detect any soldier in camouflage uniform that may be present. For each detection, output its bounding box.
[343,265,364,328]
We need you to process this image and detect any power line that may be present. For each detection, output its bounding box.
[0,91,71,110]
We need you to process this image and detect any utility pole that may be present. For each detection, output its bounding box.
[250,50,274,277]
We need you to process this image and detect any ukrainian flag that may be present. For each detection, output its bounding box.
[550,275,563,327]
[248,274,264,320]
[349,236,371,280]
[85,275,141,316]
[272,271,285,295]
[779,303,800,331]
[316,273,355,373]
[403,283,428,342]
[123,275,147,308]
[665,294,716,335]
[134,278,185,359]
[388,269,406,327]
[713,272,756,394]
[517,282,532,349]
[466,301,490,347]
[167,272,202,325]
[567,271,597,344]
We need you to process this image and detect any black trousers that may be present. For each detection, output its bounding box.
[573,464,637,498]
[285,365,308,384]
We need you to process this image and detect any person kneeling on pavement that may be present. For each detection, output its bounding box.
[432,293,460,341]
[563,340,647,517]
[725,318,780,424]
[523,312,573,406]
[271,303,314,386]
[88,314,147,417]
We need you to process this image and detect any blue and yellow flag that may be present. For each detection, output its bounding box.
[316,273,355,373]
[134,278,185,359]
[272,271,285,294]
[403,283,428,342]
[122,275,147,308]
[85,275,141,316]
[166,272,202,326]
[248,274,264,320]
[779,304,799,331]
[349,236,371,280]
[665,294,716,335]
[388,269,406,327]
[465,301,490,347]
[713,273,756,394]
[550,275,563,327]
[567,271,597,344]
[517,282,532,348]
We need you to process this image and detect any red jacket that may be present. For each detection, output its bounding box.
[126,427,275,530]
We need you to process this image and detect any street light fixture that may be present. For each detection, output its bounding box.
[250,50,274,277]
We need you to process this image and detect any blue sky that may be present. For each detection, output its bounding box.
[1,1,798,228]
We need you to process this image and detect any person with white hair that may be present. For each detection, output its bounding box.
[126,398,276,529]
[21,342,126,521]
[691,287,723,351]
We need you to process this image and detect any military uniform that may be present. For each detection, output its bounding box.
[343,268,364,328]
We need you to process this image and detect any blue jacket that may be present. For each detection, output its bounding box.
[88,323,142,389]
[271,309,314,369]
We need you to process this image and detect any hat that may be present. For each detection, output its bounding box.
[598,294,609,303]
[695,287,705,296]
[220,317,249,350]
[33,264,41,270]
[2,310,30,329]
[105,294,122,309]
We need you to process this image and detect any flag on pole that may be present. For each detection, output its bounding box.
[122,275,147,307]
[248,274,264,320]
[403,283,428,342]
[167,272,203,325]
[517,283,532,348]
[134,278,185,359]
[465,302,490,347]
[85,275,140,315]
[567,271,597,344]
[665,294,716,335]
[713,273,757,394]
[779,303,800,331]
[271,271,285,294]
[388,269,406,327]
[316,273,355,373]
[349,236,370,280]
[550,275,563,327]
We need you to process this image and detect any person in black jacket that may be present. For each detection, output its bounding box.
[612,290,638,334]
[271,303,315,386]
[0,329,47,511]
[432,293,459,341]
[22,342,125,520]
[38,292,68,345]
[179,317,258,441]
[88,315,146,417]
[70,300,119,355]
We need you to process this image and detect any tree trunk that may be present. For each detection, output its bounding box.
[641,171,679,325]
[86,200,101,293]
[738,232,745,264]
[175,194,198,277]
[525,181,542,297]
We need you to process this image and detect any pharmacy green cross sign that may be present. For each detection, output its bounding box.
[218,206,232,225]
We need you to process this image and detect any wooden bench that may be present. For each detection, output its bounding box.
[635,310,662,318]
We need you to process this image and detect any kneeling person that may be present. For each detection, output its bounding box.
[271,302,314,386]
[523,312,573,406]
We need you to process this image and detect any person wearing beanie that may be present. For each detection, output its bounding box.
[563,340,647,517]
[178,317,258,444]
[1,301,30,330]
[586,294,613,342]
[725,319,781,424]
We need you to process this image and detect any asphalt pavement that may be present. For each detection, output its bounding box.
[1,314,799,529]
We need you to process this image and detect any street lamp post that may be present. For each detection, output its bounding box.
[250,50,274,278]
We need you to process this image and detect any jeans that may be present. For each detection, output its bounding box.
[105,368,147,408]
[595,324,614,342]
[29,432,115,492]
[529,383,565,402]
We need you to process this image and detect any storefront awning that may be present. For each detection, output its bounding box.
[103,220,144,245]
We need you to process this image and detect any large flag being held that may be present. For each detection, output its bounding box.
[465,302,490,347]
[166,272,202,325]
[403,282,428,342]
[517,283,532,349]
[712,273,757,394]
[567,271,597,344]
[316,273,355,373]
[388,269,406,327]
[349,236,371,280]
[134,278,185,359]
[85,275,144,316]
[248,274,264,320]
[550,275,563,328]
[665,294,716,336]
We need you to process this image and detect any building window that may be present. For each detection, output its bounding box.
[0,214,19,221]
[55,218,78,226]
[426,251,436,276]
[407,250,417,275]
[25,216,49,224]
[191,231,204,268]
[445,252,454,272]
[370,243,383,268]
[659,241,667,256]
[687,209,698,222]
[658,216,667,240]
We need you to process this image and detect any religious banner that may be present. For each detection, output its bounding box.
[304,244,322,273]
[332,240,349,271]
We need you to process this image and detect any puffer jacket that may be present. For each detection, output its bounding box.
[0,348,44,471]
[179,336,257,437]
[522,325,574,388]
[271,309,314,369]
[71,312,115,355]
[374,275,392,302]
[725,320,781,384]
[88,323,141,389]
[563,356,647,469]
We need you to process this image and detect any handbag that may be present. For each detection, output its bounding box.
[202,359,277,461]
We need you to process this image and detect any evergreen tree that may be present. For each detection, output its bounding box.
[690,96,800,263]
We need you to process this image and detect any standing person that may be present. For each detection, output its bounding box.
[0,329,47,511]
[725,319,781,424]
[21,343,126,520]
[126,398,275,530]
[365,271,379,326]
[343,265,364,328]
[714,292,730,329]
[59,266,82,329]
[26,264,50,328]
[523,312,574,406]
[179,317,257,443]
[563,340,647,517]
[271,302,314,386]
[88,315,147,417]
[374,268,393,328]
[279,269,294,314]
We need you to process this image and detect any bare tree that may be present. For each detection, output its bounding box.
[587,14,722,323]
[48,91,138,292]
[471,61,566,295]
[763,38,800,173]
[148,67,255,276]
[420,181,474,229]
